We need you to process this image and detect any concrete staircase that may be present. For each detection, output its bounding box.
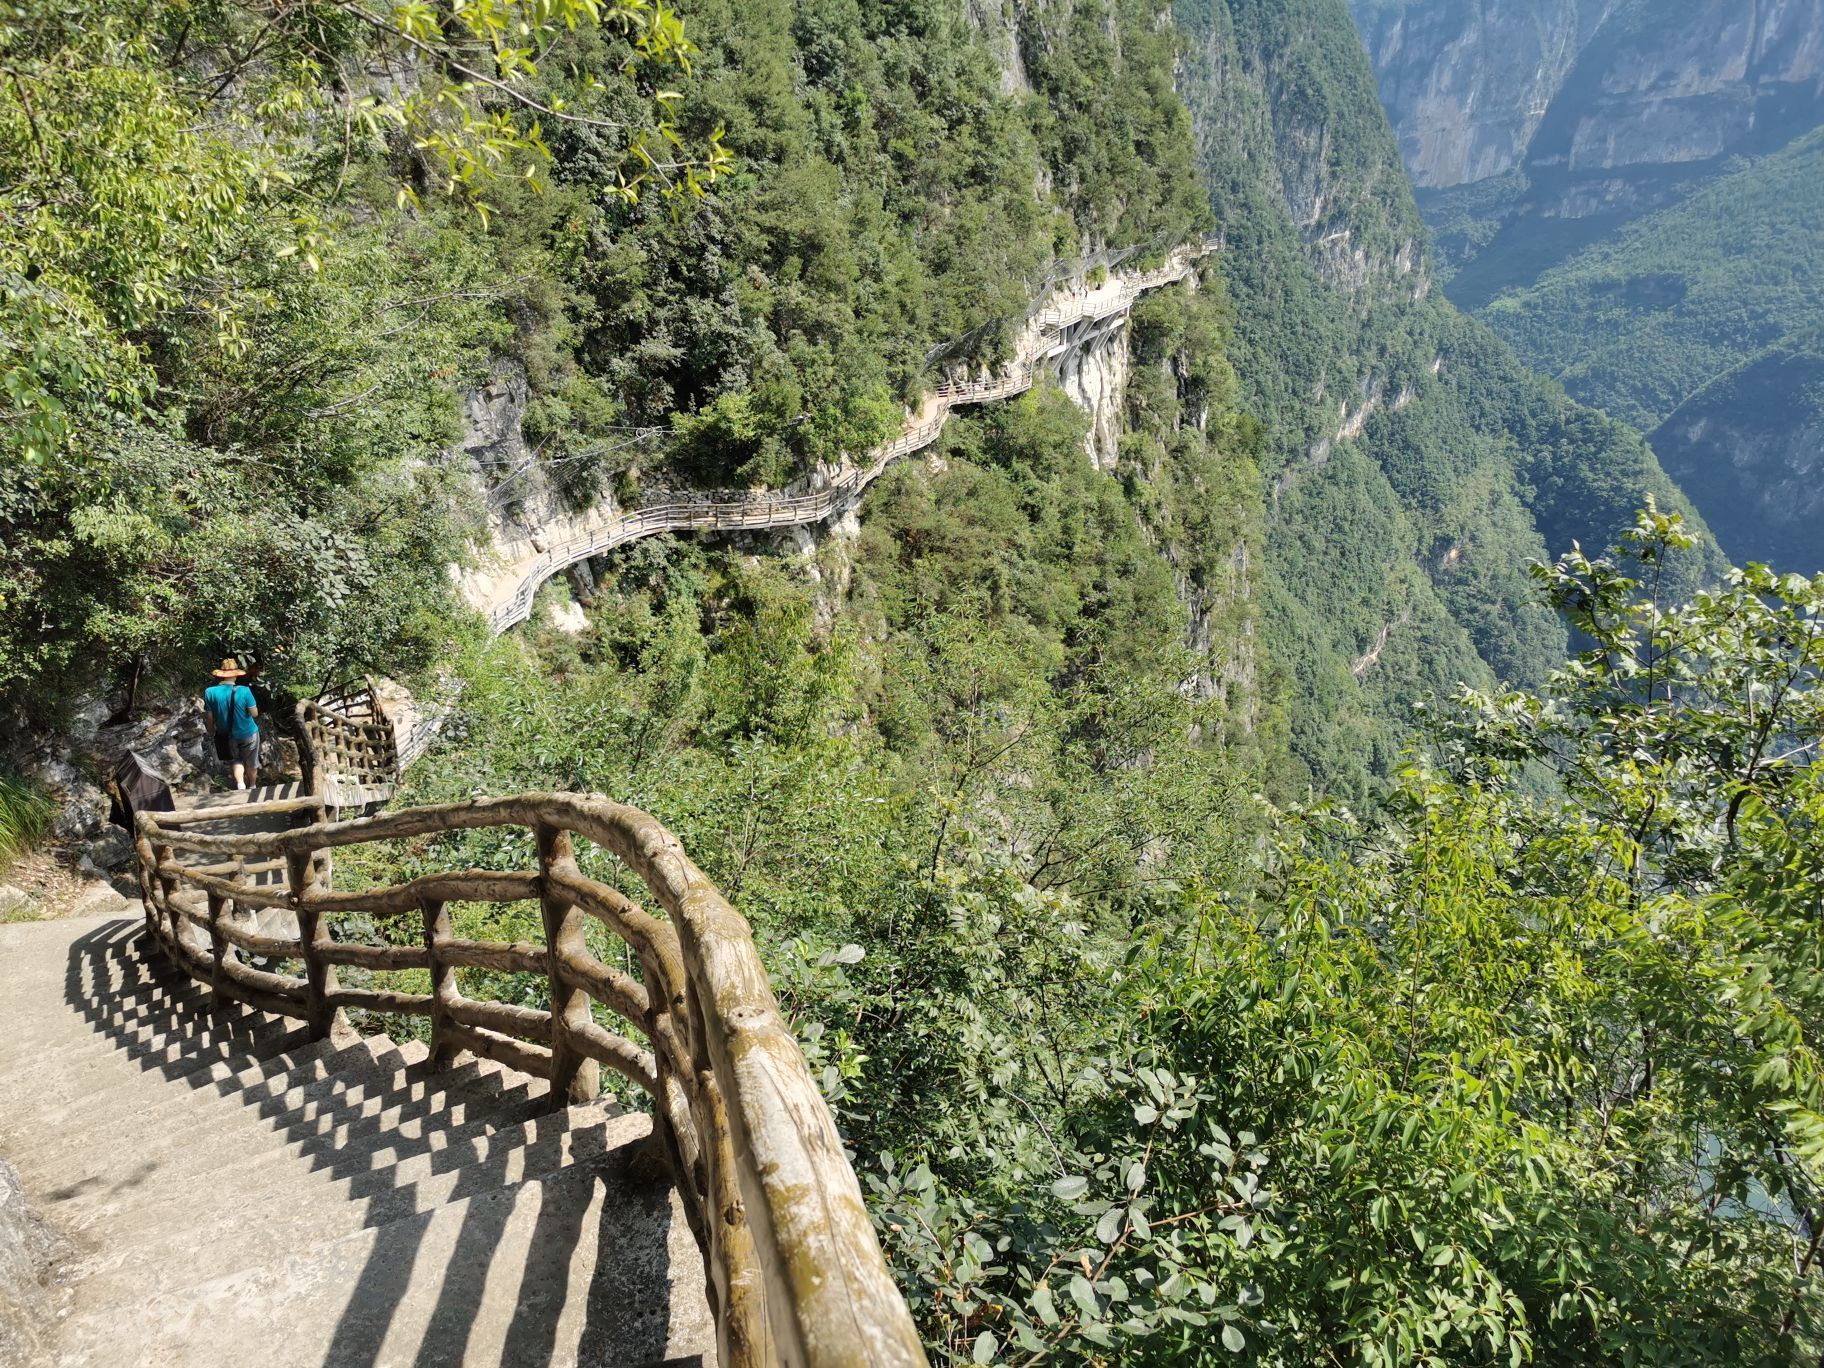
[0,914,714,1367]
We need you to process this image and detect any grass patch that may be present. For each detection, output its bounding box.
[0,769,53,878]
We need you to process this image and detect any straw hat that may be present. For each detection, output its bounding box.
[211,657,245,679]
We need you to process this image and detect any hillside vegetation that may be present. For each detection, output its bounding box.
[1172,0,1717,795]
[1484,128,1824,435]
[11,0,1824,1362]
[1472,128,1824,571]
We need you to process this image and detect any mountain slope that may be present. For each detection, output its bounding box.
[1172,0,1718,795]
[1348,1,1824,573]
[1351,0,1824,302]
[1483,126,1824,436]
[1652,330,1824,570]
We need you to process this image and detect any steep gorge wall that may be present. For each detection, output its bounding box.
[1349,0,1824,574]
[1172,0,1715,794]
[1353,0,1824,202]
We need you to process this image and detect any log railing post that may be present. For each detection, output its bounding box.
[155,840,178,946]
[287,845,338,1041]
[205,889,228,1006]
[421,897,458,1065]
[536,822,600,1107]
[132,821,161,939]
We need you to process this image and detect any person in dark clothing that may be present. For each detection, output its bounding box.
[202,658,261,789]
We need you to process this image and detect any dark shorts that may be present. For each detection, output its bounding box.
[230,731,261,774]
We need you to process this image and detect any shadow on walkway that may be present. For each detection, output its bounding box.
[59,920,698,1367]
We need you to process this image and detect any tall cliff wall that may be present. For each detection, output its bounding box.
[1353,0,1824,200]
[1171,0,1717,794]
[1349,0,1824,574]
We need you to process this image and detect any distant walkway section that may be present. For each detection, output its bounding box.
[462,239,1217,633]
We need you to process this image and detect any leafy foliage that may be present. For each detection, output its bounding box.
[0,767,50,874]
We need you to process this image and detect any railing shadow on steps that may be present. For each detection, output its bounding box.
[56,921,689,1365]
[131,791,929,1368]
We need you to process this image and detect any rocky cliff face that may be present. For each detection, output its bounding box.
[1651,337,1824,571]
[1353,0,1824,206]
[1351,0,1611,189]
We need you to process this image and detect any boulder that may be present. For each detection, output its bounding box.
[81,827,133,873]
[0,887,29,919]
[548,598,590,634]
[68,883,131,919]
[37,759,107,843]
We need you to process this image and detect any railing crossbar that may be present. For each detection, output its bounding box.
[133,789,928,1367]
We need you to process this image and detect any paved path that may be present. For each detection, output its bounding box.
[0,915,711,1366]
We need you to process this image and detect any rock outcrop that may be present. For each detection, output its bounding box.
[0,1158,62,1368]
[1352,0,1824,205]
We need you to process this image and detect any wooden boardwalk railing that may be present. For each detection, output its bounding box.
[298,695,400,809]
[474,238,1217,633]
[132,791,928,1368]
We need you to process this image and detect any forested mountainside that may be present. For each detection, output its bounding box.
[10,0,1824,1362]
[1349,0,1824,572]
[1172,0,1714,792]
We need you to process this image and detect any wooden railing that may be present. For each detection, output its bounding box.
[314,678,382,721]
[476,238,1218,633]
[297,696,399,810]
[131,792,928,1368]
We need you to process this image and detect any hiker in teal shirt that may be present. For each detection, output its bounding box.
[203,657,261,789]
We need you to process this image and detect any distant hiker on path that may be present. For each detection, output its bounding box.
[203,658,261,790]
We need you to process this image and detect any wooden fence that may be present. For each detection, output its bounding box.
[131,792,928,1368]
[298,695,400,810]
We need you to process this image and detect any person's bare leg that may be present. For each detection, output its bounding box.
[231,763,246,789]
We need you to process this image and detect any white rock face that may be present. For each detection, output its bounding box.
[547,598,590,634]
[449,361,631,619]
[1057,321,1134,471]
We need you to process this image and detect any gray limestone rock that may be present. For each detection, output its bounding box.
[0,1157,61,1368]
[81,828,133,874]
[68,883,132,919]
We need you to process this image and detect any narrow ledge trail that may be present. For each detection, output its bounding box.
[458,239,1218,636]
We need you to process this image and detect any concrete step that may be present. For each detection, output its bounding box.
[0,914,140,966]
[5,975,294,1069]
[48,1148,714,1368]
[86,1090,638,1267]
[29,1045,554,1232]
[9,1036,422,1197]
[0,1018,317,1134]
[71,1106,656,1301]
[6,1030,381,1158]
[0,945,225,1050]
[9,935,251,1020]
[0,995,312,1123]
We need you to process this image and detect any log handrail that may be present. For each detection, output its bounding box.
[298,696,400,808]
[132,791,928,1368]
